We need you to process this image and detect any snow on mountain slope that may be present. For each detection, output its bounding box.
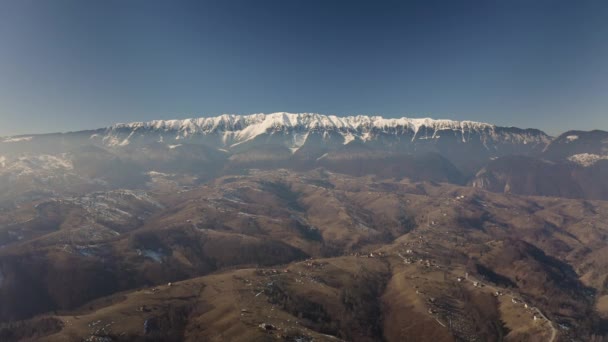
[0,154,73,176]
[542,130,608,160]
[1,136,33,143]
[567,153,608,167]
[99,112,550,151]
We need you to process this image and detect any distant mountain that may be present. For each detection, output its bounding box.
[0,113,553,153]
[98,113,550,168]
[97,113,547,147]
[0,113,550,175]
[2,112,608,200]
[542,130,608,161]
[471,134,608,200]
[471,156,586,199]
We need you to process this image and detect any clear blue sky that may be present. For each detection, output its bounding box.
[1,0,607,136]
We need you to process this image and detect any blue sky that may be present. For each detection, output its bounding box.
[0,0,607,136]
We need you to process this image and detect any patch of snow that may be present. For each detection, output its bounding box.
[2,136,33,143]
[147,171,173,177]
[76,246,97,257]
[0,154,73,176]
[102,135,121,146]
[343,132,355,145]
[566,135,579,142]
[289,132,309,153]
[168,144,182,149]
[62,190,162,228]
[141,249,164,263]
[118,130,135,146]
[568,153,608,167]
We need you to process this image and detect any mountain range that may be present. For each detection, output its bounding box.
[1,113,607,202]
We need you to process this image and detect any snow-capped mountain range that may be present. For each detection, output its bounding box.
[1,112,607,202]
[108,113,497,143]
[96,112,550,151]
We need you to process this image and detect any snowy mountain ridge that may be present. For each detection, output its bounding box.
[112,112,495,133]
[103,112,549,148]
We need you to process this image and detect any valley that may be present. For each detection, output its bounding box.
[1,169,608,341]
